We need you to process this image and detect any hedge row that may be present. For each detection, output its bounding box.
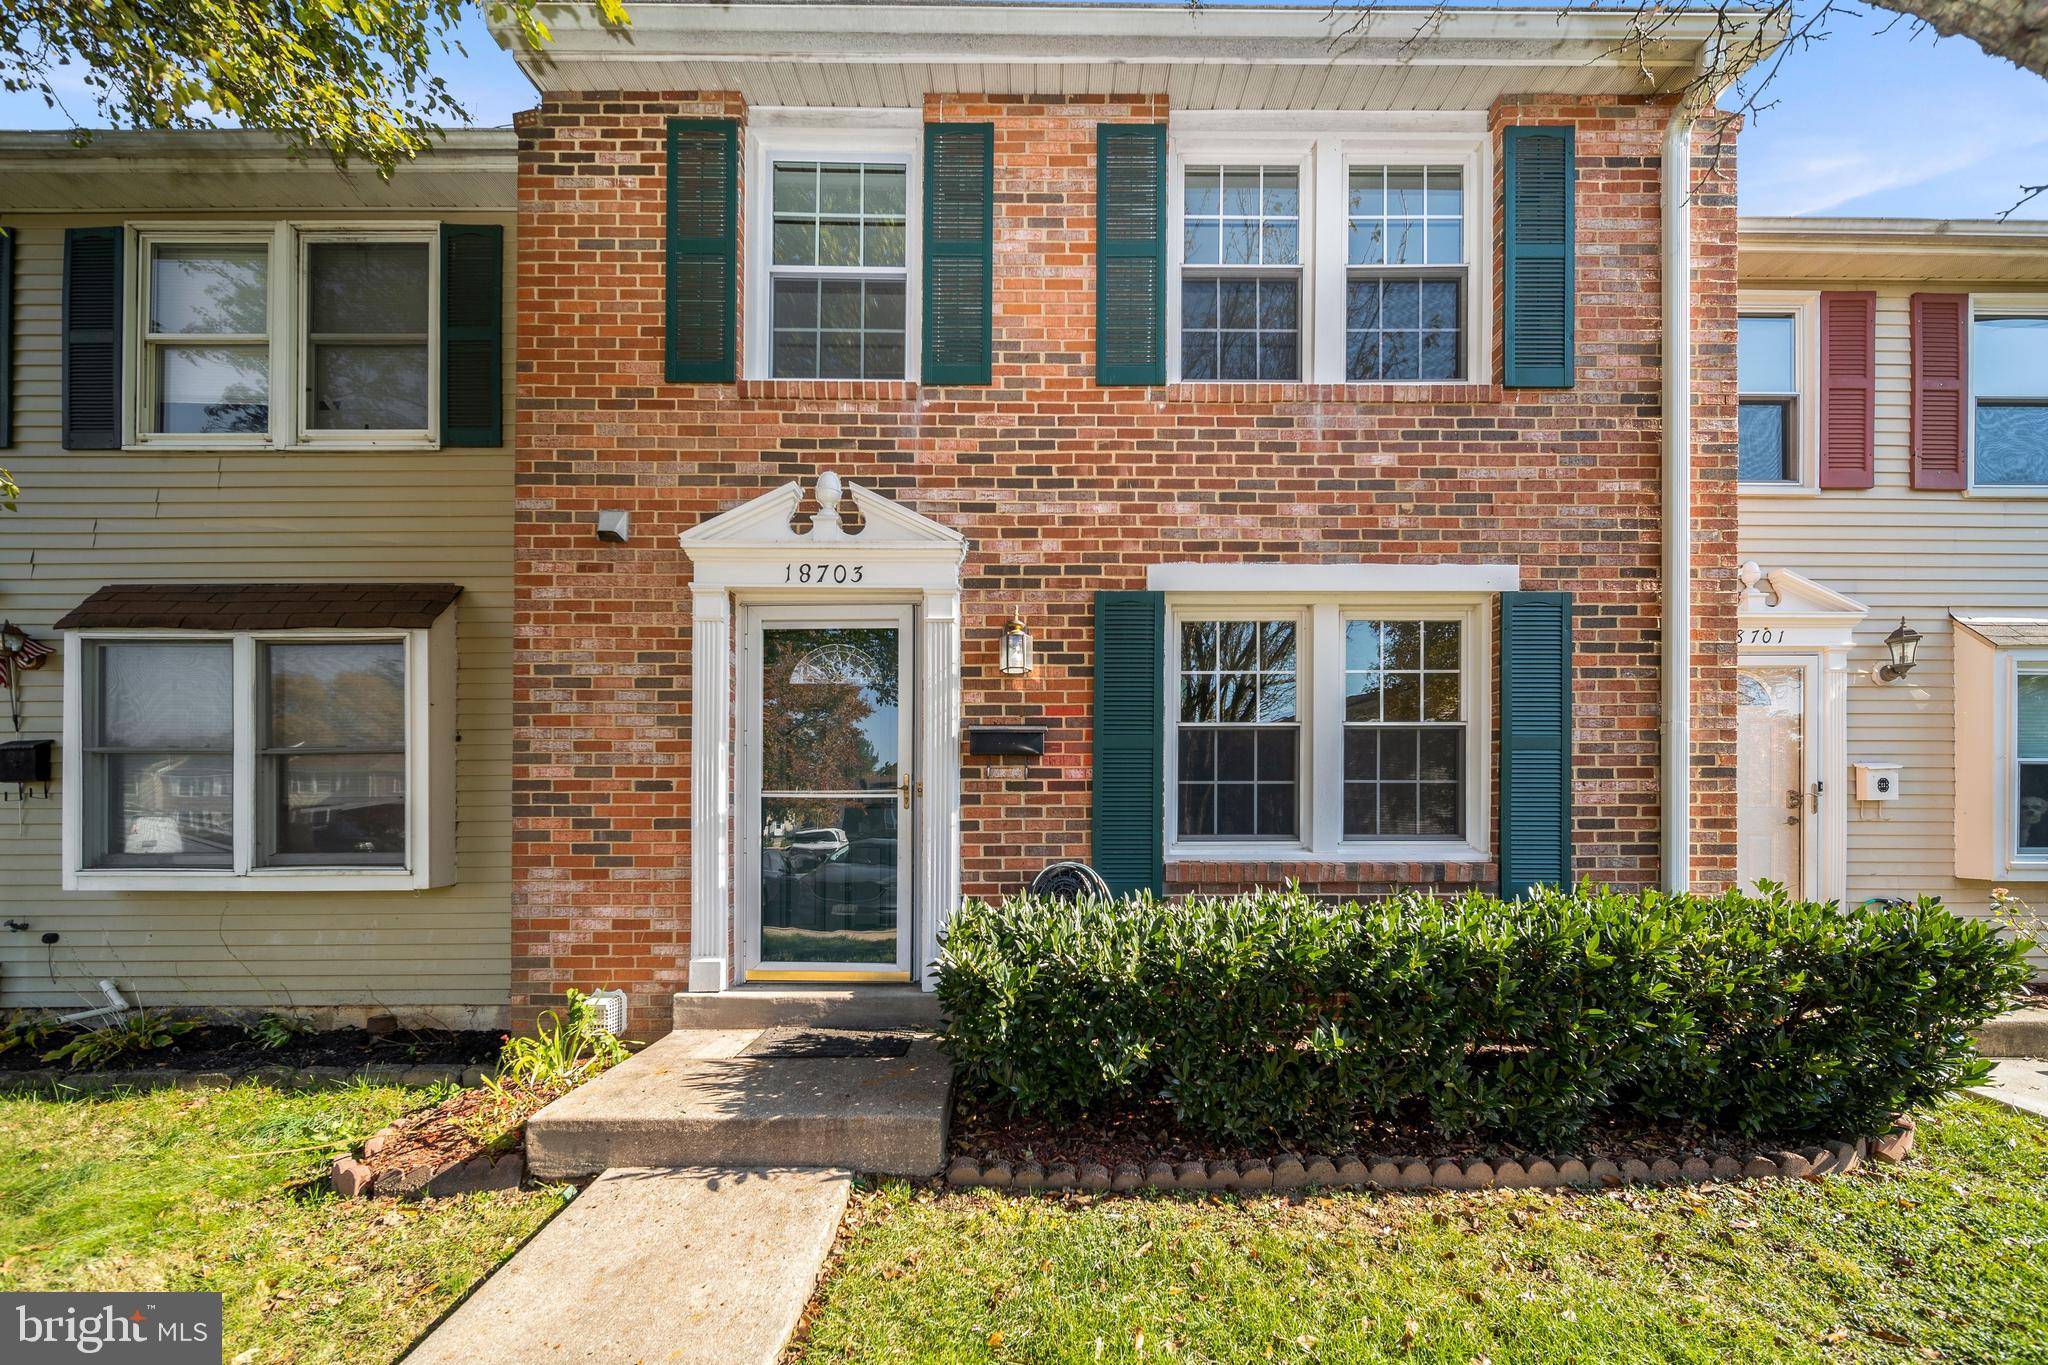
[934,885,2032,1148]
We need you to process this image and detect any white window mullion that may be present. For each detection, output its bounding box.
[231,635,258,875]
[1310,138,1346,385]
[272,221,295,447]
[1309,602,1344,851]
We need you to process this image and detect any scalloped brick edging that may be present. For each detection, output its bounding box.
[0,1062,491,1095]
[946,1116,1918,1195]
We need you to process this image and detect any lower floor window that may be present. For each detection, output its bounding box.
[80,634,411,873]
[2018,671,2048,853]
[1168,603,1480,853]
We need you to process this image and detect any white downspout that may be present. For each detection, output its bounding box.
[1661,106,1693,893]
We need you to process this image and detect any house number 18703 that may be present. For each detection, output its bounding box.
[784,563,864,585]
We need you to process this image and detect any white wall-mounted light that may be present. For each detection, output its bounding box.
[999,616,1034,677]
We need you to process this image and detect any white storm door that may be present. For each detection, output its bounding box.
[1736,660,1815,897]
[738,603,915,982]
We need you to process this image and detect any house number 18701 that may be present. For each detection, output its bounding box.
[784,563,864,585]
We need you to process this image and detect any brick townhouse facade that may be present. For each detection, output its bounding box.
[505,3,1763,1031]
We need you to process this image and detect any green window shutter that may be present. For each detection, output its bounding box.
[1093,590,1166,897]
[1095,124,1166,386]
[0,226,13,449]
[666,118,738,384]
[1499,590,1574,899]
[62,226,123,451]
[922,122,993,386]
[1502,126,1576,389]
[440,224,503,447]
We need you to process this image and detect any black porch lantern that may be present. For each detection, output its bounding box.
[1876,617,1922,684]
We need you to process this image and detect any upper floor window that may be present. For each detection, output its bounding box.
[769,161,909,379]
[1973,310,2048,486]
[1167,120,1488,386]
[132,224,441,448]
[1179,166,1302,382]
[1346,166,1465,382]
[1739,312,1800,483]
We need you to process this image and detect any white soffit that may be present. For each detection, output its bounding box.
[1740,216,2048,285]
[501,3,1778,111]
[1149,563,1520,594]
[0,130,517,214]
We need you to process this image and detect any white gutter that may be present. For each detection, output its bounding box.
[1661,107,1694,893]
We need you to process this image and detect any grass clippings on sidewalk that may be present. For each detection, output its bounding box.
[796,1097,2048,1363]
[0,1079,561,1364]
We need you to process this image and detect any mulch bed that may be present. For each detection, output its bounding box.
[330,1081,562,1199]
[953,1092,1810,1172]
[0,1024,501,1074]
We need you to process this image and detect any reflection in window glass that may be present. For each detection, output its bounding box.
[760,627,901,793]
[306,241,431,431]
[2019,673,2048,853]
[264,642,406,865]
[89,643,235,868]
[1738,314,1799,483]
[1343,619,1464,839]
[1181,165,1301,381]
[145,243,270,435]
[1177,619,1298,839]
[1345,165,1465,381]
[1974,315,2048,486]
[770,162,909,379]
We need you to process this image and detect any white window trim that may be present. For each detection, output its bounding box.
[1167,114,1491,387]
[61,618,457,892]
[1736,290,1821,495]
[1974,644,2048,879]
[1964,292,2048,498]
[742,113,923,383]
[294,225,441,448]
[123,220,445,452]
[1163,593,1492,866]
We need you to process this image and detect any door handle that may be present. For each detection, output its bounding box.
[900,779,922,808]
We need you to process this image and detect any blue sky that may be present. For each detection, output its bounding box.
[4,2,2046,220]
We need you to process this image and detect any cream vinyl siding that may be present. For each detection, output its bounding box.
[1741,281,2048,928]
[0,213,514,1026]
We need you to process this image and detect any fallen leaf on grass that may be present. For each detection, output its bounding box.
[1866,1327,1914,1346]
[987,1329,1004,1347]
[1400,1318,1419,1350]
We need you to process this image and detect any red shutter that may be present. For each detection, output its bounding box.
[1817,290,1876,489]
[1910,292,1969,490]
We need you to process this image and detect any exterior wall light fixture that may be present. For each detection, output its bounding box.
[999,616,1034,677]
[1874,617,1922,684]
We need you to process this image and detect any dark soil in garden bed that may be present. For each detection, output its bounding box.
[952,1092,1812,1172]
[0,1024,501,1073]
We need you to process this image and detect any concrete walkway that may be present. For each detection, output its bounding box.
[1974,1058,2048,1123]
[402,1165,849,1365]
[1975,1004,2048,1059]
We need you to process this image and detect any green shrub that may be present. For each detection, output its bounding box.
[40,1009,196,1069]
[935,884,2032,1149]
[491,988,627,1091]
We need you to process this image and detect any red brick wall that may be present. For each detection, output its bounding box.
[512,92,1739,1032]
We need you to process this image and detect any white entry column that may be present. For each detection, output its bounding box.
[917,589,963,980]
[688,585,734,992]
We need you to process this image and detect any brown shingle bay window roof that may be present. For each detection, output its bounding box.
[56,584,463,632]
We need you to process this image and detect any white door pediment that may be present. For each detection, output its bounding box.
[681,472,966,592]
[1737,562,1868,649]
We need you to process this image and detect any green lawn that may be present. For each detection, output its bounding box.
[796,1098,2048,1364]
[0,1080,561,1364]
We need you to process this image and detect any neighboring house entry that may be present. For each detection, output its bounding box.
[1733,563,1866,904]
[679,473,967,992]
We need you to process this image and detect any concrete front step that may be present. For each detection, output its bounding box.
[526,1028,952,1180]
[1977,1005,2048,1059]
[400,1165,849,1365]
[672,984,943,1032]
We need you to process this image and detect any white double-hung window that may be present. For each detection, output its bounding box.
[130,223,441,447]
[1168,115,1489,386]
[1161,570,1496,863]
[1971,300,2048,487]
[744,113,921,381]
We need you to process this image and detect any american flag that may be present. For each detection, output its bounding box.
[0,629,51,689]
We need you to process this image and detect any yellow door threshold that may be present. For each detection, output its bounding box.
[744,969,913,985]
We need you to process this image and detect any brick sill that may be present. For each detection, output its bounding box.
[1163,381,1503,405]
[737,379,920,401]
[1169,856,1494,887]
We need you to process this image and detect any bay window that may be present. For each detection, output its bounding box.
[63,619,454,891]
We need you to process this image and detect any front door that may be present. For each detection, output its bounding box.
[1736,662,1809,896]
[738,604,914,982]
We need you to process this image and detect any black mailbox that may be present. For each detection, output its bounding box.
[967,727,1046,758]
[0,739,53,785]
